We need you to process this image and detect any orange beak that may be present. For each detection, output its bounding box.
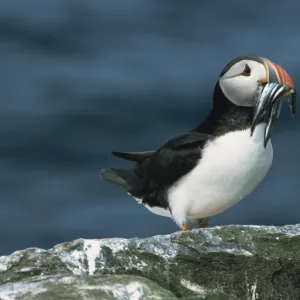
[269,61,294,88]
[261,59,295,90]
[252,58,296,147]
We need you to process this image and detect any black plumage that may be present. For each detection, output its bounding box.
[101,132,211,209]
[100,81,255,210]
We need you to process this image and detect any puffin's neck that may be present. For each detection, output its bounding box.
[193,81,255,136]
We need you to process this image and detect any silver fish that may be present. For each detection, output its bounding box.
[251,82,296,147]
[251,83,280,135]
[264,99,282,148]
[289,92,297,117]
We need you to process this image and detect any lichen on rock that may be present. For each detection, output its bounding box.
[1,225,300,299]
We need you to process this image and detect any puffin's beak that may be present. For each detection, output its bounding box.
[260,59,295,89]
[251,58,296,146]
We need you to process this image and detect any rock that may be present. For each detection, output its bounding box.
[1,225,300,299]
[0,275,177,300]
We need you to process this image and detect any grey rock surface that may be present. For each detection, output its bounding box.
[0,275,177,300]
[1,225,300,299]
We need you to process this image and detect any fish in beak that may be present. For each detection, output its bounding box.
[251,58,296,147]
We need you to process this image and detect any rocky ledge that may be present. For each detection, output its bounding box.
[0,225,300,300]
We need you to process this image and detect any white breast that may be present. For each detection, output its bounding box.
[168,123,273,220]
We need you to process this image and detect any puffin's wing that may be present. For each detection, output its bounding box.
[143,132,212,187]
[101,132,211,206]
[161,132,212,150]
[112,151,155,163]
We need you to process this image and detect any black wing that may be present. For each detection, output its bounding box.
[134,132,211,208]
[112,151,155,163]
[140,132,212,187]
[104,132,212,209]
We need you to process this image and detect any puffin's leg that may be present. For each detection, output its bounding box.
[196,217,210,229]
[180,222,190,231]
[169,206,190,231]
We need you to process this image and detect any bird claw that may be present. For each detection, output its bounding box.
[196,217,210,229]
[180,222,190,231]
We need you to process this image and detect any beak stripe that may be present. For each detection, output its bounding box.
[274,62,285,84]
[263,60,270,82]
[269,61,294,88]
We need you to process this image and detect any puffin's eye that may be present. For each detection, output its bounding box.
[241,64,251,76]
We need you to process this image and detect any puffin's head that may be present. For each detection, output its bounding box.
[218,55,294,107]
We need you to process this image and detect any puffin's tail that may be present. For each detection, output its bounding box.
[100,168,144,196]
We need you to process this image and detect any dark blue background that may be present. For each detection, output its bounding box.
[0,0,299,255]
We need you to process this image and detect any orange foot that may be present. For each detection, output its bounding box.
[180,222,190,231]
[196,217,210,229]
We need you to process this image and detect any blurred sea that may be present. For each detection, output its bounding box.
[0,0,300,254]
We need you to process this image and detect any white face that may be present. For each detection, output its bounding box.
[219,60,267,107]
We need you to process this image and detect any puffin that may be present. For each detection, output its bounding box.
[100,55,296,231]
